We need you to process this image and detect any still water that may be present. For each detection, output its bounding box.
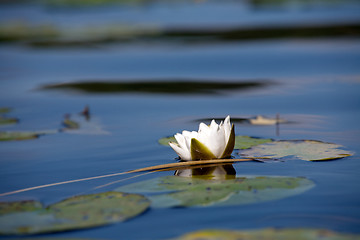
[0,0,360,239]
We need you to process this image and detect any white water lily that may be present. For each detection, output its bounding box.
[169,116,235,161]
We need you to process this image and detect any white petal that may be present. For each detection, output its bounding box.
[197,119,226,158]
[223,115,232,144]
[169,142,191,161]
[182,130,198,150]
[198,122,209,133]
[174,133,188,151]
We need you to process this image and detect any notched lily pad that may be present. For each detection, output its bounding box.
[159,135,273,150]
[115,175,314,208]
[0,191,150,235]
[239,140,353,161]
[172,228,360,240]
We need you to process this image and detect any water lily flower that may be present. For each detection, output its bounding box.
[169,116,235,161]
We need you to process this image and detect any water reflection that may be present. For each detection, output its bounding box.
[174,164,236,180]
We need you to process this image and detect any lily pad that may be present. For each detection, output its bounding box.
[158,136,176,146]
[159,135,273,150]
[115,175,314,208]
[172,228,360,240]
[234,136,273,150]
[0,107,18,126]
[239,140,353,161]
[0,191,150,235]
[0,116,18,126]
[0,130,58,141]
[61,113,109,135]
[0,107,11,114]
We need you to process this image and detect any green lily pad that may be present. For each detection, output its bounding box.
[234,136,273,150]
[158,136,176,146]
[172,228,360,240]
[115,175,314,208]
[239,140,353,161]
[0,200,43,215]
[0,107,11,114]
[159,135,272,150]
[0,116,18,126]
[0,107,18,126]
[61,113,109,135]
[0,191,150,235]
[62,118,80,129]
[0,130,57,141]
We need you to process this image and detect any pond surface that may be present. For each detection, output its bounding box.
[0,0,360,239]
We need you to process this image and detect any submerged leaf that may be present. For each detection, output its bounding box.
[172,228,360,240]
[239,140,353,161]
[0,192,150,235]
[115,175,314,208]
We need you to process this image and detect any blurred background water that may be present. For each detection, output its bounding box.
[0,0,360,239]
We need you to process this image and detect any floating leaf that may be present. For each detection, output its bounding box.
[115,175,314,208]
[0,107,18,126]
[239,140,353,161]
[61,114,109,135]
[0,116,18,126]
[234,136,273,150]
[0,200,43,215]
[172,228,360,240]
[62,118,80,129]
[0,131,57,141]
[0,191,150,235]
[158,136,176,146]
[159,135,272,150]
[0,107,11,114]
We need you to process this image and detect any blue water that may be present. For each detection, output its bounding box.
[0,1,360,239]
